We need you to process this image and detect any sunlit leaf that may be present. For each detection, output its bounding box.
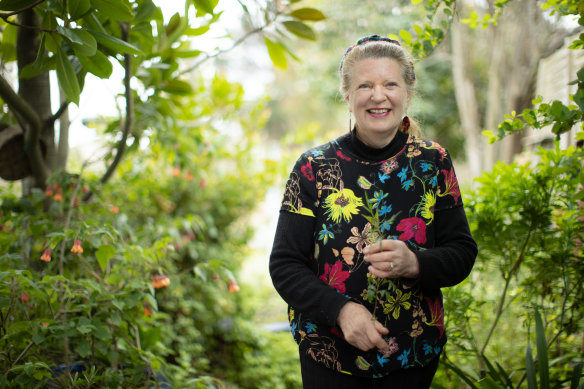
[289,7,326,21]
[193,0,216,14]
[283,21,316,40]
[264,36,287,70]
[161,79,194,95]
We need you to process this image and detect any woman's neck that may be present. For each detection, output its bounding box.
[354,127,398,149]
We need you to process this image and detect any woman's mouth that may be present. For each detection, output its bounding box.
[367,109,391,118]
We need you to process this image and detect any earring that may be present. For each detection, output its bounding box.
[348,113,352,132]
[401,116,410,133]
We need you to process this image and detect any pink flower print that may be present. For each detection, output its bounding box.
[424,296,445,338]
[397,217,427,244]
[336,150,351,161]
[301,161,315,181]
[441,168,461,205]
[319,260,350,293]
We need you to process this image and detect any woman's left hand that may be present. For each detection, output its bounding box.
[363,239,420,279]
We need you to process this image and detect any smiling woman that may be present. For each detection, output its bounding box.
[269,35,477,389]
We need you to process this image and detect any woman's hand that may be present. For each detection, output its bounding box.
[363,239,420,279]
[336,302,390,353]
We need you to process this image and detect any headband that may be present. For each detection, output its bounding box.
[339,34,415,80]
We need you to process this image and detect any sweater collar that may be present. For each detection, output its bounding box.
[340,128,408,162]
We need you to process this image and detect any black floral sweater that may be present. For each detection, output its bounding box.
[269,129,477,378]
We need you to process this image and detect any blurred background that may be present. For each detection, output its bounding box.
[0,0,582,387]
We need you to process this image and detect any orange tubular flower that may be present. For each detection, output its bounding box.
[40,249,52,262]
[21,293,30,303]
[228,280,240,293]
[171,166,181,177]
[70,240,83,255]
[110,205,119,214]
[45,187,53,197]
[152,275,170,289]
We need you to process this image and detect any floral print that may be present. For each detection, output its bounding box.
[280,132,462,377]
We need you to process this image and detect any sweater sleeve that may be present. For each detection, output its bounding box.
[412,204,477,290]
[269,211,351,327]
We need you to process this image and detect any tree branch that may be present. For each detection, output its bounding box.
[0,0,46,19]
[179,25,267,76]
[47,102,69,128]
[84,23,134,200]
[0,73,49,183]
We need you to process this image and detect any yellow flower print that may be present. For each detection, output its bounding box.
[421,191,436,224]
[323,188,364,223]
[383,289,412,320]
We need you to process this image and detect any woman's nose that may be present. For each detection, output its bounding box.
[371,85,385,101]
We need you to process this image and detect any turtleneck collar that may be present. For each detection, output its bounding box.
[339,128,409,162]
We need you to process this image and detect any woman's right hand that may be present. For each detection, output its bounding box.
[336,301,390,353]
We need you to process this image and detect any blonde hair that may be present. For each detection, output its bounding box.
[339,39,421,136]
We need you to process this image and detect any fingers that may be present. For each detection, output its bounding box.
[337,303,390,352]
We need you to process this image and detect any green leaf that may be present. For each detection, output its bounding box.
[75,339,92,358]
[526,344,537,389]
[68,0,91,20]
[56,47,81,105]
[161,79,194,95]
[570,363,583,389]
[57,26,97,56]
[0,0,38,11]
[289,7,326,21]
[96,244,116,272]
[32,333,44,345]
[264,37,287,70]
[88,29,143,55]
[535,310,549,389]
[193,0,216,14]
[77,51,112,79]
[283,21,316,40]
[91,0,133,21]
[399,30,412,44]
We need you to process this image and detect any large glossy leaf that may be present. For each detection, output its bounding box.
[289,7,326,21]
[526,344,537,389]
[77,51,112,79]
[283,20,315,40]
[57,26,97,56]
[0,0,38,11]
[264,37,287,70]
[68,0,91,20]
[91,0,133,21]
[20,34,55,79]
[88,29,143,55]
[56,48,81,105]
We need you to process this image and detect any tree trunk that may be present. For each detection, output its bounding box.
[451,14,483,178]
[56,86,70,171]
[17,9,54,192]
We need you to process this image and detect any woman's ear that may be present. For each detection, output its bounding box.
[345,94,352,112]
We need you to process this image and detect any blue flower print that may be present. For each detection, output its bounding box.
[377,354,390,367]
[423,342,433,355]
[290,321,297,335]
[380,220,392,232]
[402,179,413,190]
[305,322,317,334]
[429,176,438,188]
[398,167,408,182]
[378,172,390,183]
[379,204,392,216]
[318,224,334,245]
[370,190,388,209]
[397,348,411,368]
[420,162,433,172]
[310,149,324,157]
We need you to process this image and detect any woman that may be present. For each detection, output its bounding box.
[269,35,477,388]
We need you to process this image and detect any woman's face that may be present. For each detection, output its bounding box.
[346,57,410,143]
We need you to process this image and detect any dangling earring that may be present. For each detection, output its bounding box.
[348,112,352,133]
[401,116,410,133]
